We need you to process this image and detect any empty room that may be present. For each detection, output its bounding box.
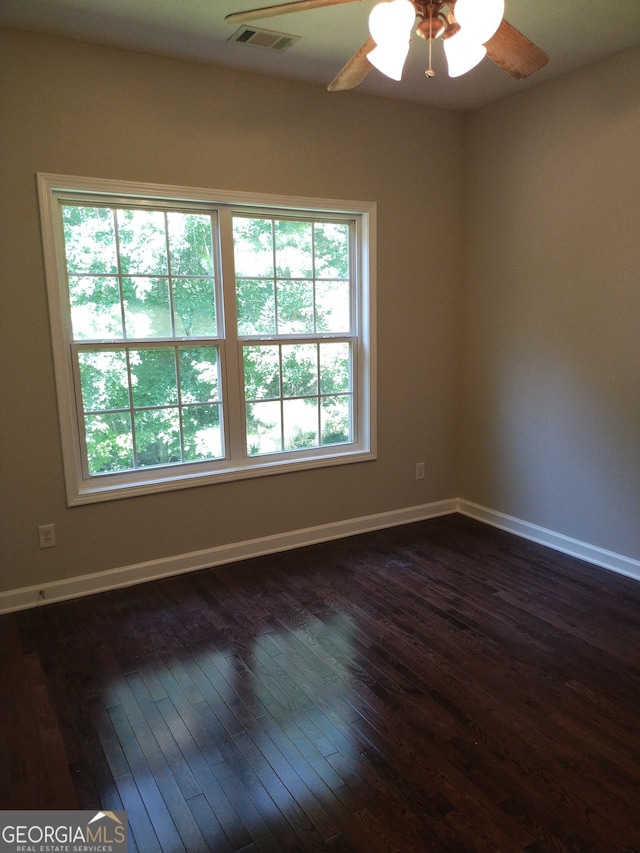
[1,0,639,850]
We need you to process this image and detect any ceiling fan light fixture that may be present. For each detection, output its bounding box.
[453,0,504,44]
[367,0,415,80]
[444,30,486,77]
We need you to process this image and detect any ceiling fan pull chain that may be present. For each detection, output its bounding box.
[425,26,435,77]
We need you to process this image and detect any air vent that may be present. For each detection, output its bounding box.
[228,25,300,51]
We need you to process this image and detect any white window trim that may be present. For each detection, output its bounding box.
[37,173,377,505]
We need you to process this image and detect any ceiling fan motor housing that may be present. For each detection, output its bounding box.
[414,1,458,41]
[415,17,444,40]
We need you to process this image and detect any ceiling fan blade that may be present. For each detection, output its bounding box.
[327,37,375,91]
[225,0,363,26]
[485,19,549,80]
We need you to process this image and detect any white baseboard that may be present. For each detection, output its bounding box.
[2,497,638,614]
[458,500,640,583]
[0,499,457,614]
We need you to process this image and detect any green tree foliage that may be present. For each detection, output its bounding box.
[234,215,352,453]
[62,205,352,474]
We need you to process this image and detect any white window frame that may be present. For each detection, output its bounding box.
[38,174,376,505]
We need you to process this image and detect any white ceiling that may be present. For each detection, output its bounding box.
[2,0,640,109]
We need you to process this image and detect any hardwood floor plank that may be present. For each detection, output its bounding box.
[233,729,329,851]
[155,697,254,850]
[132,720,210,853]
[88,695,132,781]
[215,733,304,853]
[107,702,188,852]
[1,515,639,851]
[187,792,233,853]
[180,645,257,736]
[209,753,285,853]
[151,661,226,764]
[114,772,163,853]
[127,671,202,800]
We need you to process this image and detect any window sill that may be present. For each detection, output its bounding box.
[68,447,376,505]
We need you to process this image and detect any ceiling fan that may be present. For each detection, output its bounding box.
[225,0,549,92]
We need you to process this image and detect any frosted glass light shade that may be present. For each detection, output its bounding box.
[444,30,486,77]
[368,0,415,80]
[454,0,504,44]
[367,42,411,80]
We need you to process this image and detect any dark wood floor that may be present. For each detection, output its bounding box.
[1,514,640,852]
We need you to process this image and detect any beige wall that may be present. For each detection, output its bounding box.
[1,29,638,598]
[460,47,640,559]
[0,29,463,593]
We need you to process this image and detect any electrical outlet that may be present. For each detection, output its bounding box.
[415,462,425,480]
[38,523,56,548]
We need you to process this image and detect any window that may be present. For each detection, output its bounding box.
[38,175,376,504]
